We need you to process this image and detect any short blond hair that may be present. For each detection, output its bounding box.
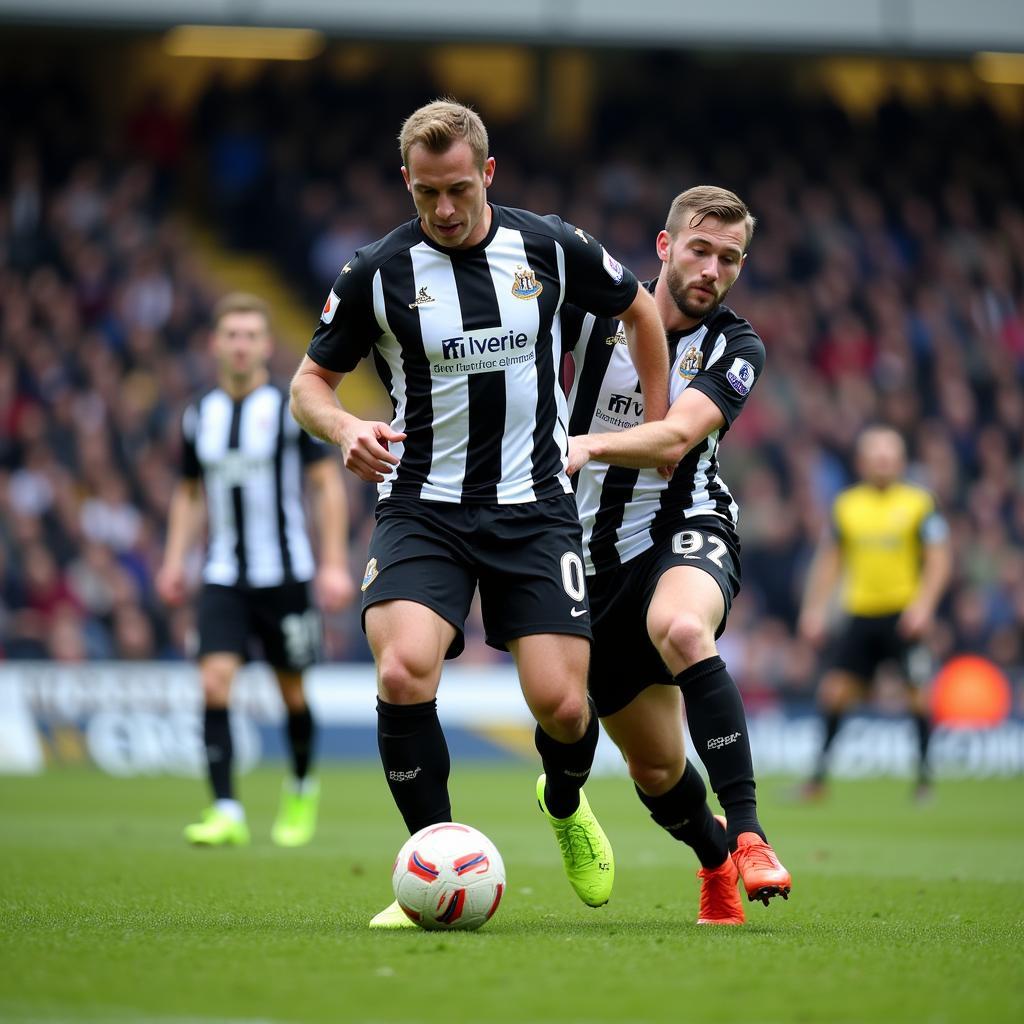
[399,99,489,171]
[211,292,271,331]
[665,186,756,250]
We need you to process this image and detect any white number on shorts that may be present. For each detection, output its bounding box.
[559,551,586,602]
[282,610,321,667]
[671,530,727,568]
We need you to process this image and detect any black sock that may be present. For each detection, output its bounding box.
[812,712,842,783]
[377,698,451,834]
[914,712,932,784]
[286,706,315,781]
[634,761,728,869]
[535,698,599,819]
[676,657,763,848]
[204,706,233,801]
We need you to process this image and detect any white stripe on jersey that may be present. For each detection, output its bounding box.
[679,332,729,519]
[410,242,470,502]
[682,431,718,518]
[371,271,407,502]
[487,228,541,502]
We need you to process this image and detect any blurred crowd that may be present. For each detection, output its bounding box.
[2,56,1022,708]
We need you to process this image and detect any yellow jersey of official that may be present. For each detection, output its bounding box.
[831,482,947,617]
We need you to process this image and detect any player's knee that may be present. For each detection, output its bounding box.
[651,610,711,669]
[278,685,306,713]
[376,650,438,704]
[628,756,684,797]
[819,673,856,712]
[200,664,234,705]
[534,691,589,742]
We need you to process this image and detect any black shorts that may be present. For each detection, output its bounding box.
[360,493,591,660]
[587,520,741,718]
[197,581,321,672]
[828,613,931,687]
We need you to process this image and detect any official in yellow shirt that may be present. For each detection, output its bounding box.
[797,426,951,799]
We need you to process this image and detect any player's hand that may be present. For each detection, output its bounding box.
[565,436,592,476]
[315,563,356,613]
[898,602,932,640]
[155,563,187,607]
[798,608,828,648]
[338,418,406,483]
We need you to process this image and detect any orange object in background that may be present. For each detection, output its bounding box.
[930,655,1013,727]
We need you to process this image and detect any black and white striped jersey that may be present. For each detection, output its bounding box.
[308,205,638,505]
[565,290,765,575]
[181,383,329,588]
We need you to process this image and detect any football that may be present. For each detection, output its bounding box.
[392,822,506,931]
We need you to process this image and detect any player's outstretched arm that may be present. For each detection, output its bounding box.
[290,355,406,484]
[618,286,670,424]
[797,534,842,647]
[305,458,355,613]
[899,535,952,639]
[566,387,725,475]
[155,479,205,607]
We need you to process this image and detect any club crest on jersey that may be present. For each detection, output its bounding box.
[321,289,340,324]
[361,557,378,592]
[511,265,543,299]
[678,344,704,381]
[408,286,435,310]
[601,247,624,284]
[726,357,756,396]
[606,326,626,346]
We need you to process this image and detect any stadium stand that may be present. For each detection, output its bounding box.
[1,55,1021,711]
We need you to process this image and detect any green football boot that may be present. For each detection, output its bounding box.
[369,899,418,930]
[536,774,615,907]
[271,779,320,848]
[184,806,250,847]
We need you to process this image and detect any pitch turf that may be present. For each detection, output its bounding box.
[1,765,1021,1024]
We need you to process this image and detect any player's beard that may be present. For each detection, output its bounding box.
[666,261,728,321]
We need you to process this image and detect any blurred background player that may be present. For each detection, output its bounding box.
[565,186,790,922]
[156,293,354,846]
[290,99,669,926]
[798,425,952,800]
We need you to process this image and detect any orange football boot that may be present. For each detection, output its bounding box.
[696,814,745,925]
[732,832,792,906]
[696,857,746,925]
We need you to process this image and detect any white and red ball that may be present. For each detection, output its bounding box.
[391,822,506,931]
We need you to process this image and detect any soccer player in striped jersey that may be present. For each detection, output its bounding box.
[564,187,790,923]
[290,100,670,927]
[157,293,354,848]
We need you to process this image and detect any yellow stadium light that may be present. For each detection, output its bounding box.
[164,25,326,61]
[973,51,1024,85]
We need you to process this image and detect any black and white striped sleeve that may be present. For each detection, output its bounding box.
[307,252,382,373]
[558,221,639,319]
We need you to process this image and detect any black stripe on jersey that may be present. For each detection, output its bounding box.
[522,232,564,497]
[381,251,433,498]
[273,394,294,583]
[568,320,616,438]
[588,466,641,574]
[228,398,249,587]
[451,255,505,502]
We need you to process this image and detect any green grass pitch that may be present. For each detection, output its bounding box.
[1,764,1021,1023]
